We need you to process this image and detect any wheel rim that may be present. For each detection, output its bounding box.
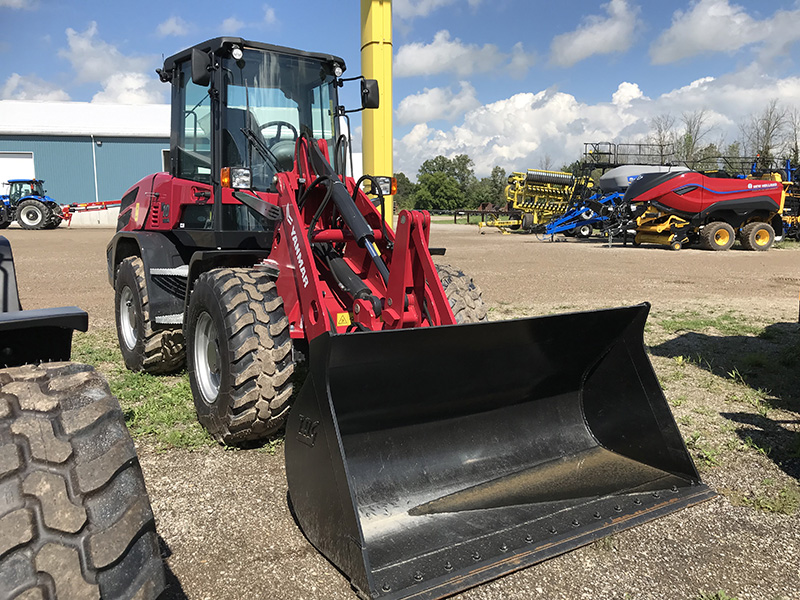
[714,228,730,246]
[754,227,770,246]
[119,286,138,350]
[20,207,42,226]
[194,312,221,404]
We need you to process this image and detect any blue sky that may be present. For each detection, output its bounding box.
[2,0,800,177]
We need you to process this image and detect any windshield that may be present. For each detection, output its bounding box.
[222,48,338,192]
[10,180,44,201]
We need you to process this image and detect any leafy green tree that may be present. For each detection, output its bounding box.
[393,172,417,210]
[419,154,477,198]
[413,171,462,211]
[464,165,507,208]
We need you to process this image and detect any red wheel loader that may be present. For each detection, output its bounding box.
[106,38,714,600]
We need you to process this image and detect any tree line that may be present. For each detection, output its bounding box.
[641,99,800,173]
[394,155,506,212]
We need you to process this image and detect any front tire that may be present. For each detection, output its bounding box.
[435,263,488,324]
[16,199,47,230]
[114,257,185,374]
[740,221,774,251]
[0,362,165,600]
[186,268,294,444]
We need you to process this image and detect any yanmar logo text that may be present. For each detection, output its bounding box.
[285,211,309,288]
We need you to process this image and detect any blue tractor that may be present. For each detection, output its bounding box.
[0,179,64,230]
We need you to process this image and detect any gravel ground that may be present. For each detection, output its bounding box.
[3,224,800,600]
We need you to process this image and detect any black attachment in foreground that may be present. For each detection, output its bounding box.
[285,304,714,600]
[0,235,88,367]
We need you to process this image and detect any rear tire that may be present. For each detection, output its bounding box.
[740,221,774,251]
[574,223,593,238]
[16,199,47,230]
[43,205,63,229]
[0,362,165,600]
[114,257,185,374]
[435,263,488,324]
[701,221,735,251]
[186,268,294,444]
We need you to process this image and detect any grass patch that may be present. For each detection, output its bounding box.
[727,484,800,516]
[658,311,762,336]
[72,330,213,450]
[773,238,800,250]
[697,592,739,600]
[685,432,721,468]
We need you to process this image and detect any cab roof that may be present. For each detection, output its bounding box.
[163,37,346,73]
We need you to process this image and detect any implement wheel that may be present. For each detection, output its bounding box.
[16,199,47,230]
[114,257,185,374]
[186,268,294,444]
[701,221,735,251]
[740,221,775,251]
[0,362,165,600]
[435,263,488,323]
[575,223,593,238]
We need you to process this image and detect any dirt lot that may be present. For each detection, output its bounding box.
[4,225,800,600]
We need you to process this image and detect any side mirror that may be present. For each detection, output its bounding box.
[361,79,379,110]
[191,49,212,86]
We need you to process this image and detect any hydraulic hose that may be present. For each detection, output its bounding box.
[306,141,390,284]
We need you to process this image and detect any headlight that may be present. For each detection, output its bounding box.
[221,167,252,189]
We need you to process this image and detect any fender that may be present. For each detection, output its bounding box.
[107,231,188,325]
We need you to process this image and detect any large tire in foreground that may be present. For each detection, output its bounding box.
[0,362,165,600]
[740,221,775,251]
[16,199,48,230]
[700,221,735,251]
[186,268,294,445]
[435,263,488,324]
[115,257,185,374]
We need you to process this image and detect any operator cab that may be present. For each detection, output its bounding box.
[159,38,373,236]
[7,180,45,204]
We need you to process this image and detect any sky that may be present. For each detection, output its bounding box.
[2,0,800,178]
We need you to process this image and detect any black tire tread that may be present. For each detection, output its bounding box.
[435,263,488,324]
[0,362,165,600]
[740,221,774,251]
[700,221,735,251]
[189,268,294,444]
[117,257,185,374]
[16,199,47,230]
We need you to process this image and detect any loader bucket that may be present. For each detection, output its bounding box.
[285,304,714,600]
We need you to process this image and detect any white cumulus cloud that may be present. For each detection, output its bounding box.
[263,4,277,25]
[393,73,800,178]
[549,0,641,67]
[394,0,482,20]
[221,17,244,34]
[91,73,164,104]
[58,22,164,104]
[650,0,800,64]
[156,16,190,37]
[1,73,70,101]
[395,30,532,78]
[397,82,481,124]
[0,0,37,8]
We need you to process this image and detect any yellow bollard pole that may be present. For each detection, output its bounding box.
[361,0,393,223]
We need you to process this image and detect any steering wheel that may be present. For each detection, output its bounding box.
[258,121,298,172]
[259,121,298,145]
